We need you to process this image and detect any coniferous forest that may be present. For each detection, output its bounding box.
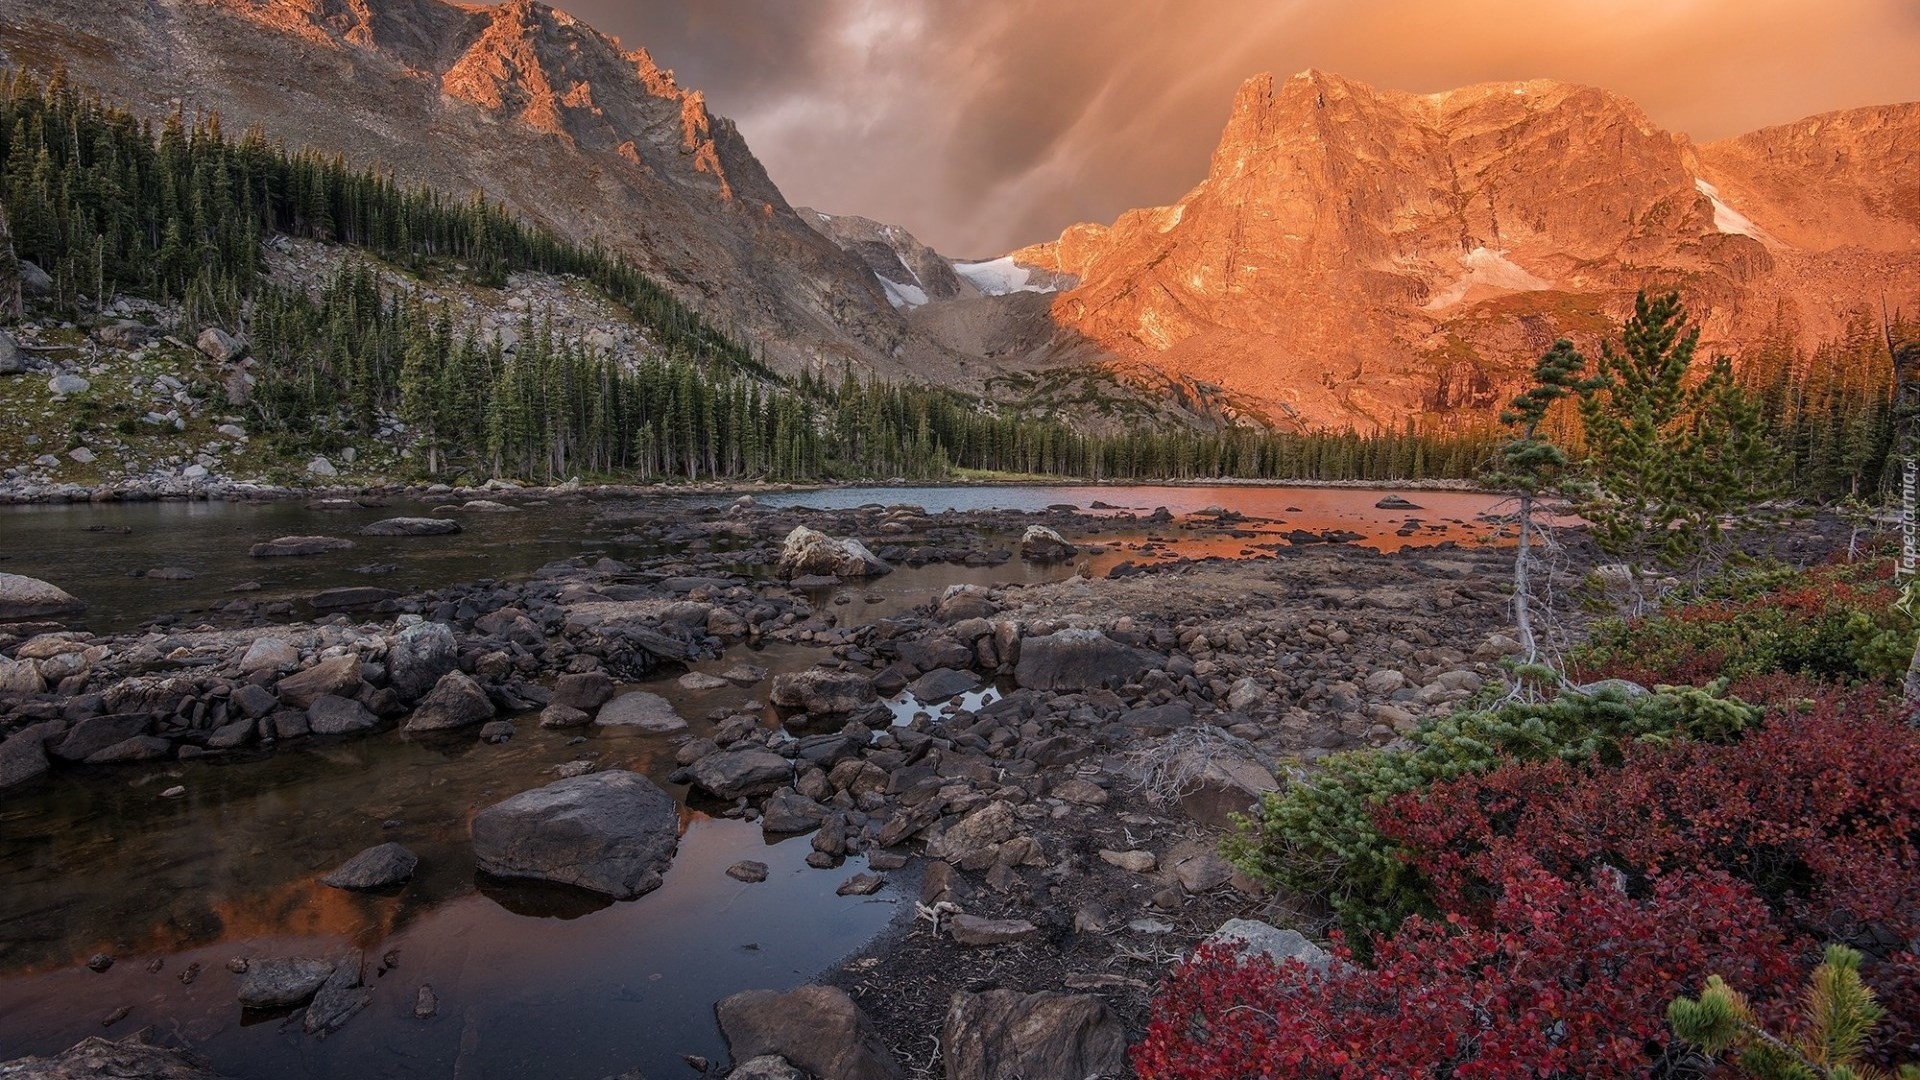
[0,69,1907,494]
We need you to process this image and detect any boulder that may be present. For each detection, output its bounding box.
[0,721,60,788]
[307,694,379,736]
[1013,629,1157,691]
[1203,918,1331,969]
[275,655,363,709]
[51,715,149,762]
[239,637,300,674]
[941,990,1128,1080]
[715,986,903,1080]
[388,621,460,703]
[0,656,45,694]
[250,536,353,558]
[906,667,978,702]
[403,670,495,732]
[777,526,892,579]
[0,1036,234,1079]
[686,749,793,800]
[760,791,831,835]
[47,374,89,395]
[361,517,462,537]
[1168,739,1280,829]
[195,326,244,363]
[553,671,615,710]
[0,331,21,375]
[1018,525,1077,563]
[1375,495,1423,510]
[471,770,680,899]
[321,843,418,890]
[302,961,371,1036]
[771,668,877,715]
[595,691,689,733]
[0,573,86,620]
[18,260,52,296]
[237,957,336,1008]
[926,800,1015,866]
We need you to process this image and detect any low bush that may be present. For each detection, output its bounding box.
[1225,683,1757,941]
[1136,865,1796,1079]
[1573,559,1914,688]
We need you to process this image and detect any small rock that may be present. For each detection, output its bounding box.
[238,957,336,1008]
[727,860,770,883]
[836,873,884,896]
[321,842,419,890]
[1098,849,1156,873]
[948,914,1037,947]
[414,984,438,1019]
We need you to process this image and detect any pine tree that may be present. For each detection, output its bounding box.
[1668,945,1919,1080]
[1484,339,1585,663]
[1577,290,1785,581]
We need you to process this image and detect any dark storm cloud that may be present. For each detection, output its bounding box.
[530,0,1920,256]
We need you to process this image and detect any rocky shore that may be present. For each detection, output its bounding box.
[0,498,1529,1079]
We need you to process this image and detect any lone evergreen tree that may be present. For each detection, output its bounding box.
[1484,339,1584,662]
[1578,290,1785,582]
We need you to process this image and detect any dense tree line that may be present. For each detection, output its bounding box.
[1738,310,1914,501]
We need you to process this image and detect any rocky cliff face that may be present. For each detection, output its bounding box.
[1011,71,1920,430]
[0,0,936,378]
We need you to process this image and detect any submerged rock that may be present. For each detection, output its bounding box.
[249,536,354,558]
[320,843,418,890]
[470,770,679,900]
[237,957,336,1008]
[361,517,462,537]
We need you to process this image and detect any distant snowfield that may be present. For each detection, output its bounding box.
[1423,246,1551,310]
[1693,178,1777,246]
[953,257,1060,296]
[876,275,929,309]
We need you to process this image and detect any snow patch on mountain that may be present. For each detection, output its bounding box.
[953,257,1059,296]
[877,275,928,309]
[1423,247,1551,310]
[1694,178,1779,246]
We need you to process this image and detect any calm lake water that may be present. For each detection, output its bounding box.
[0,484,1501,1077]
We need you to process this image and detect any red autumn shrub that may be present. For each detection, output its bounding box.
[1133,865,1795,1079]
[1380,690,1920,1064]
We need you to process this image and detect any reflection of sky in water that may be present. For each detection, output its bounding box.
[883,684,1004,727]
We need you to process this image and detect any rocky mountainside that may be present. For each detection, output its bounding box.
[0,0,943,379]
[998,71,1920,430]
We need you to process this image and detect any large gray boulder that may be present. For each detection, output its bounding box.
[771,668,877,715]
[50,715,149,762]
[0,331,22,375]
[716,985,903,1080]
[1018,525,1077,563]
[403,670,495,732]
[1013,629,1157,691]
[685,749,793,801]
[777,526,891,579]
[387,621,459,703]
[361,517,462,537]
[195,326,244,363]
[0,573,86,620]
[594,691,688,733]
[471,770,680,900]
[941,989,1128,1080]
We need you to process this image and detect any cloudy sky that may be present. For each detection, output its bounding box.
[541,0,1920,257]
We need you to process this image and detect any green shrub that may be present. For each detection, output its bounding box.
[1224,683,1758,943]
